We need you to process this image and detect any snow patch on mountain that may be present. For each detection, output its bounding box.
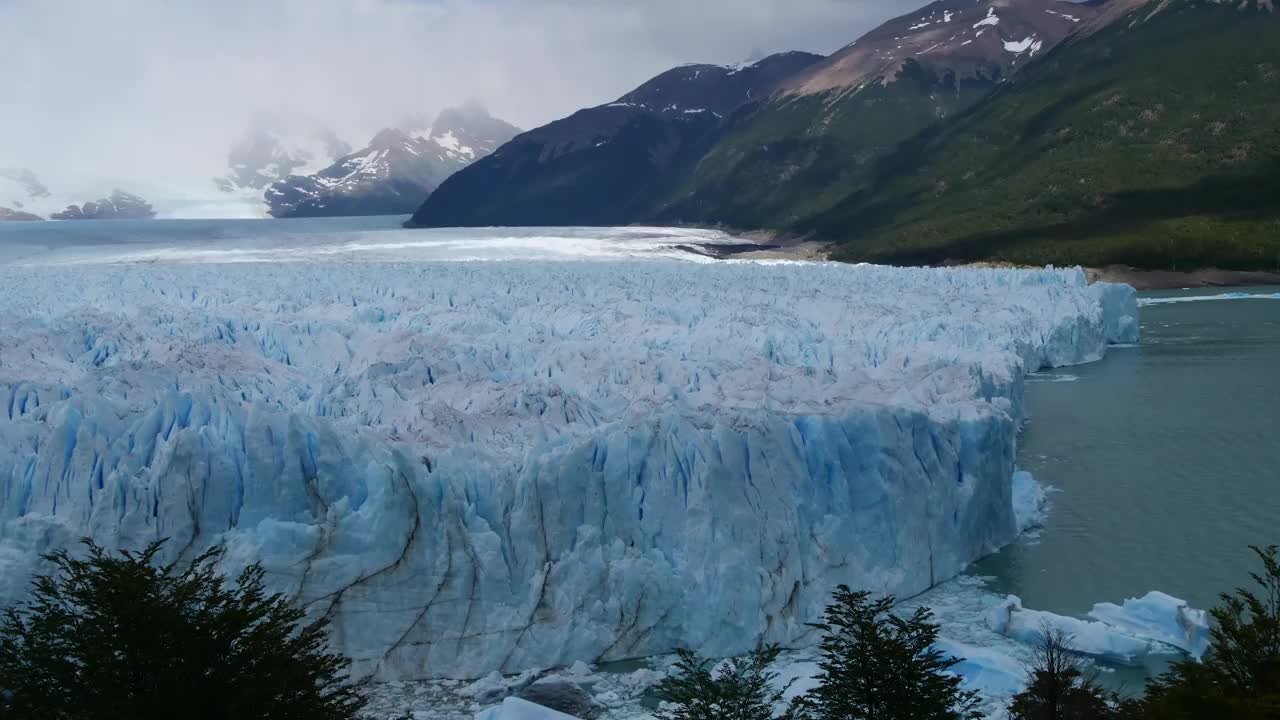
[214,121,352,198]
[1003,36,1044,54]
[265,106,519,218]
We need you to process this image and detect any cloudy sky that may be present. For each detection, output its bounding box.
[1,0,906,205]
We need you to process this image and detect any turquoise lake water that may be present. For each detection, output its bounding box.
[977,287,1280,617]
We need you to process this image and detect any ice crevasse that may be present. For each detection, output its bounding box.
[0,259,1138,680]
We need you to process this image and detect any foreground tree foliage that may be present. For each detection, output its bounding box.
[1008,626,1119,720]
[0,540,365,720]
[654,645,802,720]
[801,586,981,720]
[1123,545,1280,720]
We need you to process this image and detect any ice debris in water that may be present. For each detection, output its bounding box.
[986,592,1209,663]
[474,698,582,720]
[1087,591,1211,659]
[0,259,1136,681]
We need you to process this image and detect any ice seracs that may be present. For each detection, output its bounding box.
[0,251,1136,681]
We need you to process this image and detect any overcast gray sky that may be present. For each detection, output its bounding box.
[0,0,908,202]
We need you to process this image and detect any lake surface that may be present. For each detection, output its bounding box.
[976,287,1280,616]
[0,216,746,265]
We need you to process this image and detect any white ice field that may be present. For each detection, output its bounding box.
[0,226,1167,715]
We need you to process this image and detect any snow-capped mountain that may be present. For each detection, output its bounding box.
[778,0,1108,95]
[614,52,826,116]
[266,104,519,218]
[214,121,352,197]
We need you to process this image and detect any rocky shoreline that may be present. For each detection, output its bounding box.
[1084,265,1280,291]
[719,240,1280,290]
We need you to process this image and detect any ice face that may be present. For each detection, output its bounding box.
[1010,470,1049,534]
[0,258,1133,680]
[1091,282,1140,345]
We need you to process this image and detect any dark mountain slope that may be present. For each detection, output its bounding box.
[51,190,157,221]
[0,207,43,222]
[820,0,1280,270]
[406,52,823,227]
[650,0,1106,228]
[409,0,1100,230]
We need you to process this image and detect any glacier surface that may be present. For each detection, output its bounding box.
[0,254,1135,681]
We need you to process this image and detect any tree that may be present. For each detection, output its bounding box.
[0,540,365,720]
[1007,625,1119,720]
[654,645,803,720]
[800,586,981,720]
[1125,545,1280,720]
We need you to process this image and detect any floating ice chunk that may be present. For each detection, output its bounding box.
[475,698,582,720]
[986,596,1160,663]
[1088,592,1210,659]
[986,594,1203,664]
[1140,291,1280,306]
[974,7,1000,27]
[935,638,1028,699]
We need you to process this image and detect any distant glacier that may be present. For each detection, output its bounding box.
[0,247,1137,680]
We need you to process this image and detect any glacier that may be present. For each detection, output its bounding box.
[0,254,1137,681]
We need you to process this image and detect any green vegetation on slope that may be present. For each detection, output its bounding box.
[655,61,999,230]
[821,1,1280,270]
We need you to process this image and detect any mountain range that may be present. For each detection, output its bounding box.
[49,190,157,221]
[214,122,353,197]
[1,169,158,222]
[409,0,1279,272]
[264,104,519,218]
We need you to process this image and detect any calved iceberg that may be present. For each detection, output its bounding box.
[0,257,1135,680]
[985,592,1209,663]
[475,698,581,720]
